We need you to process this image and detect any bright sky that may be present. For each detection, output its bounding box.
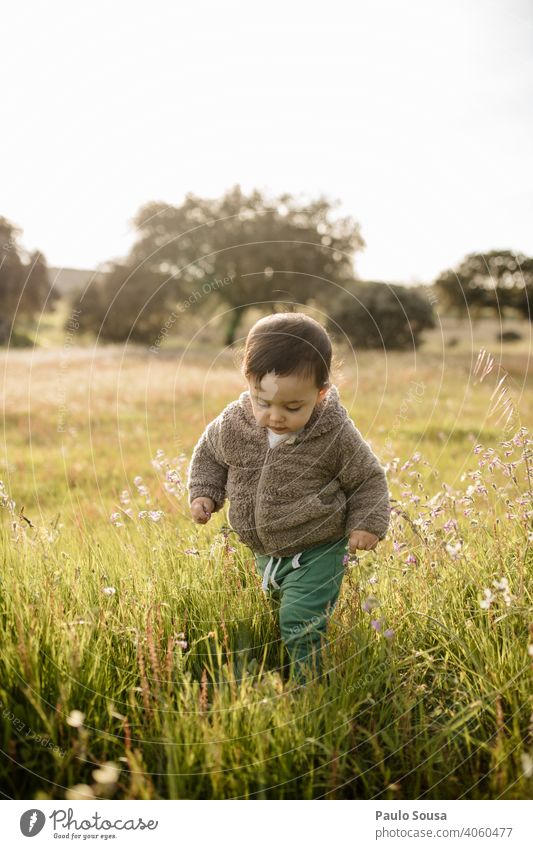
[3,0,532,284]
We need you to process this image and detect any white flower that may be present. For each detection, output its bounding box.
[102,586,116,596]
[479,588,494,610]
[66,710,85,728]
[446,541,462,559]
[109,512,123,527]
[92,761,120,785]
[492,577,512,606]
[66,784,94,800]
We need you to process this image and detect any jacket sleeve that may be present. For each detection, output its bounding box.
[335,420,391,540]
[187,415,229,513]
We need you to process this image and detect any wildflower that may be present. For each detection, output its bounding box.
[133,476,150,502]
[342,553,350,566]
[66,710,85,728]
[445,541,462,560]
[492,577,512,607]
[443,518,458,534]
[119,490,131,506]
[371,619,383,632]
[368,574,378,585]
[175,640,188,650]
[184,548,200,556]
[109,512,123,527]
[66,784,94,800]
[479,588,495,610]
[362,596,380,613]
[384,628,395,639]
[102,586,117,596]
[405,553,417,565]
[148,510,164,522]
[92,761,120,785]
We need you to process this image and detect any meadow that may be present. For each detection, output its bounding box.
[0,316,532,799]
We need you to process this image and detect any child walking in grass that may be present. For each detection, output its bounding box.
[187,312,390,685]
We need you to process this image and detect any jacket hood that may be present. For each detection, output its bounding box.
[236,383,348,442]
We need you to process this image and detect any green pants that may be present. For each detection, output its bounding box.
[255,536,349,684]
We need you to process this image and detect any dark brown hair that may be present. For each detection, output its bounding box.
[241,312,332,389]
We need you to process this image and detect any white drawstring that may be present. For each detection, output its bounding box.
[270,558,282,588]
[261,555,282,592]
[261,551,303,592]
[291,551,303,569]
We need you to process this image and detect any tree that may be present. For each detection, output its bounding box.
[0,217,57,345]
[82,185,365,345]
[327,281,435,350]
[434,251,533,320]
[71,263,171,343]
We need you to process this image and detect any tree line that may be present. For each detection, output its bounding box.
[1,187,531,349]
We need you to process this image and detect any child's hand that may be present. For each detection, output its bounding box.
[191,497,215,524]
[349,529,379,552]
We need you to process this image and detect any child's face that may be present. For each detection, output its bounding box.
[247,372,329,434]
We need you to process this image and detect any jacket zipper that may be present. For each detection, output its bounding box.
[254,433,301,552]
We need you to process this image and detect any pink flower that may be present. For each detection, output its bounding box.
[362,596,380,614]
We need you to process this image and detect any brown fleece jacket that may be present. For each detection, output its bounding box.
[187,384,391,557]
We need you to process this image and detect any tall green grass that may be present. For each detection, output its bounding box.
[0,344,532,799]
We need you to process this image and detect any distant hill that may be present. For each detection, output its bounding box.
[49,267,100,295]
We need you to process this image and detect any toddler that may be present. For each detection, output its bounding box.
[187,312,390,685]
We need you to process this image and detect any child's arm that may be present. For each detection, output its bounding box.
[187,416,229,517]
[335,420,391,543]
